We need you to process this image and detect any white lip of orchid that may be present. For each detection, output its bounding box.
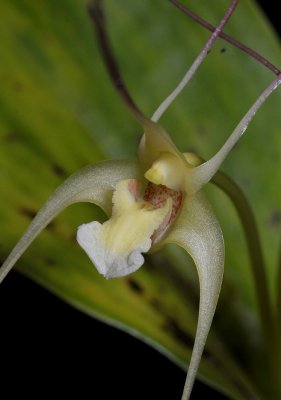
[77,179,173,279]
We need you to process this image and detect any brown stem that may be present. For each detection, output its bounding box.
[88,0,148,124]
[169,0,281,76]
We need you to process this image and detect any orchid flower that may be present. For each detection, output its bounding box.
[1,1,281,399]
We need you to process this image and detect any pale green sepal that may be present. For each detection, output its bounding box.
[0,160,138,283]
[161,192,224,400]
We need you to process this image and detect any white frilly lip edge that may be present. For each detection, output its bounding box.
[77,221,151,279]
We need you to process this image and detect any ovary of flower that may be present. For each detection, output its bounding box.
[77,179,173,279]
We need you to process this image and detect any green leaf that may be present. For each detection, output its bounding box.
[0,0,280,398]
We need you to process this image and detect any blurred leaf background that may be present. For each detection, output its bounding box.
[0,0,280,398]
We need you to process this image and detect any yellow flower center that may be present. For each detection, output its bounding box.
[144,152,185,190]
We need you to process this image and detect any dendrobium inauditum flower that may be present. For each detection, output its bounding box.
[76,120,217,281]
[1,0,281,399]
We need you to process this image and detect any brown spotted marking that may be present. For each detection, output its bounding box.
[144,182,183,242]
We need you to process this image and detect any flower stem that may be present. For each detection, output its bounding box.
[169,0,281,76]
[276,237,281,353]
[212,170,281,397]
[212,171,273,337]
[275,240,281,396]
[88,0,148,125]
